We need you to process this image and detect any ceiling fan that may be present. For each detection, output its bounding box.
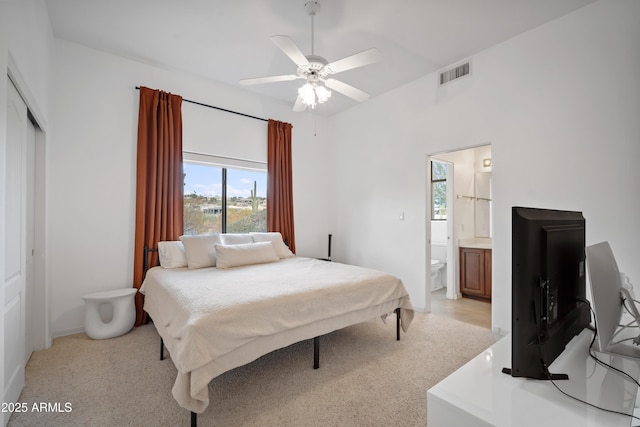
[239,1,382,111]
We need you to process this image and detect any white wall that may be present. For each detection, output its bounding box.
[5,0,640,340]
[0,0,53,410]
[0,0,52,122]
[49,40,330,336]
[327,0,640,333]
[431,221,447,246]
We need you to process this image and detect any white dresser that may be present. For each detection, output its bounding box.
[428,329,640,427]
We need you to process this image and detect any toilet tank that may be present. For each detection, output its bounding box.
[432,243,447,263]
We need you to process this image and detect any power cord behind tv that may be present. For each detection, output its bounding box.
[537,299,640,424]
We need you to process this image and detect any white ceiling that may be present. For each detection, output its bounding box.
[46,0,596,116]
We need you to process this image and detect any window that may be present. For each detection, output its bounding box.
[183,157,267,235]
[431,161,447,220]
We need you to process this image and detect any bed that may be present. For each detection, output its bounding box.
[140,232,414,426]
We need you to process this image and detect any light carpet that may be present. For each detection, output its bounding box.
[9,313,495,426]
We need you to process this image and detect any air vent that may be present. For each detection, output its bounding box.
[439,61,471,86]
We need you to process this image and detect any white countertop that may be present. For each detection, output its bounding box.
[428,329,640,427]
[460,243,492,250]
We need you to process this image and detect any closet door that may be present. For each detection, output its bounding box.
[25,117,36,363]
[3,79,28,426]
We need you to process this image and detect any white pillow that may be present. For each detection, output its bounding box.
[220,233,254,245]
[250,232,294,259]
[157,241,187,268]
[179,234,221,269]
[214,241,280,269]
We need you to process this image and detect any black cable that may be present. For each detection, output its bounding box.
[544,363,640,423]
[581,298,640,387]
[534,299,640,422]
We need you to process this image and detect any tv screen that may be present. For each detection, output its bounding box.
[507,206,590,380]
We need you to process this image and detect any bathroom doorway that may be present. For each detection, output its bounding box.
[429,159,453,298]
[427,145,492,324]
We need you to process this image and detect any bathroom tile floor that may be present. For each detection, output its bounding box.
[430,288,491,329]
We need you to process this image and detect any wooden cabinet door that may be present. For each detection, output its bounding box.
[460,248,485,297]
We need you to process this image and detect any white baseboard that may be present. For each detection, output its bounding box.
[52,327,85,339]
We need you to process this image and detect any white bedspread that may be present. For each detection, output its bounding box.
[141,257,413,413]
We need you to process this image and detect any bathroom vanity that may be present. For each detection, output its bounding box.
[459,243,492,301]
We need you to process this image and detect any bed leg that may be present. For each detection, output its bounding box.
[191,411,197,427]
[396,308,401,341]
[160,338,164,361]
[313,336,320,369]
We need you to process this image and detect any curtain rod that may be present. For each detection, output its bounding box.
[135,86,268,123]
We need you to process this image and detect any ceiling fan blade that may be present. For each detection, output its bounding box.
[325,79,370,103]
[326,48,382,74]
[270,35,309,67]
[293,96,307,112]
[239,74,299,85]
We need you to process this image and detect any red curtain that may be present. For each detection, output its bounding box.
[267,119,296,253]
[133,87,184,326]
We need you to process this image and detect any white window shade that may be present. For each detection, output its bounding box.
[182,101,268,165]
[183,151,266,172]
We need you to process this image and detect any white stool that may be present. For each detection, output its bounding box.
[82,288,137,339]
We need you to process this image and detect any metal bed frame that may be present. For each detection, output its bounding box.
[143,245,404,427]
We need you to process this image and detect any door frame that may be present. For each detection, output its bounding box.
[426,157,456,310]
[4,74,28,427]
[427,144,493,310]
[7,56,50,351]
[2,56,49,426]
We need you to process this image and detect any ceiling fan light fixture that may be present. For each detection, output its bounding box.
[315,84,331,103]
[298,83,316,108]
[239,1,380,112]
[298,82,331,109]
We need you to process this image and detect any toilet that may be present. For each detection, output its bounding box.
[82,288,137,339]
[431,259,445,290]
[431,243,447,291]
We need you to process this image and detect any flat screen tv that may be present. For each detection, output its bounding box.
[504,206,591,380]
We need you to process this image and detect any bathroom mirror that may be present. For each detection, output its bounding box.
[475,172,492,237]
